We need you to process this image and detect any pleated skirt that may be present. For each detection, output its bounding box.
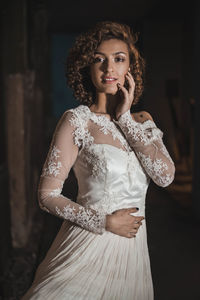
[21,220,154,300]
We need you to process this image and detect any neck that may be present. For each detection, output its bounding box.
[90,92,120,117]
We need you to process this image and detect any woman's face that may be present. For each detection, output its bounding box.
[90,39,130,95]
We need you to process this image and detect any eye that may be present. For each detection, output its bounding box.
[115,56,125,62]
[94,57,105,63]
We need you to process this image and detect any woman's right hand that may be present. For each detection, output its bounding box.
[105,207,144,238]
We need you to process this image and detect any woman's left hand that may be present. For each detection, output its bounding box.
[115,71,135,120]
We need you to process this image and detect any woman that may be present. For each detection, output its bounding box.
[22,21,175,299]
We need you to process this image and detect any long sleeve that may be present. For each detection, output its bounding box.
[115,110,175,187]
[38,111,106,234]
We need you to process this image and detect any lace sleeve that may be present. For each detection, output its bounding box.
[38,110,106,234]
[115,110,175,187]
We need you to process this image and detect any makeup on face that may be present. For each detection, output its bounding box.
[90,39,130,94]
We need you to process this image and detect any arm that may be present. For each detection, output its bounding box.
[115,110,175,187]
[38,110,106,234]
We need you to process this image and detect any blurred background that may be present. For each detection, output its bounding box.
[1,0,200,299]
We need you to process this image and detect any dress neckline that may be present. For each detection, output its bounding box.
[70,104,132,152]
[84,105,114,122]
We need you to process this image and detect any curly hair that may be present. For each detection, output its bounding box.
[65,21,145,106]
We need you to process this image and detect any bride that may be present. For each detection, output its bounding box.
[22,21,175,300]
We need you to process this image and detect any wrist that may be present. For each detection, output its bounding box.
[105,214,113,231]
[116,109,131,121]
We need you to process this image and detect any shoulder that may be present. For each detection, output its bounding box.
[65,105,90,120]
[55,105,90,148]
[131,111,154,123]
[59,105,90,126]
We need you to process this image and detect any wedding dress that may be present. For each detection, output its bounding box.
[22,104,175,300]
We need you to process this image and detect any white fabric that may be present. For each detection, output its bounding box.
[22,105,175,300]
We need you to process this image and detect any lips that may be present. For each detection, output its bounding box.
[102,77,118,84]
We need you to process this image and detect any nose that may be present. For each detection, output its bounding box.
[103,59,114,73]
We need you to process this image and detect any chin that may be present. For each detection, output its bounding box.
[107,90,118,95]
[104,86,118,95]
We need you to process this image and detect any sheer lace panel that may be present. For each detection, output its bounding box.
[70,105,131,152]
[87,120,131,152]
[116,110,175,187]
[38,104,175,233]
[38,110,106,234]
[68,105,130,152]
[80,144,107,178]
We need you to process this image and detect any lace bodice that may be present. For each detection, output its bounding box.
[38,105,175,234]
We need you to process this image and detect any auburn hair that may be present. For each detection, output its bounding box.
[65,21,145,106]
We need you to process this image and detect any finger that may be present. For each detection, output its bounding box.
[129,229,137,234]
[133,219,143,224]
[126,72,135,89]
[126,207,139,214]
[127,235,136,239]
[137,221,143,226]
[125,73,135,94]
[134,216,145,223]
[132,218,144,226]
[133,223,141,229]
[127,232,136,238]
[127,71,135,85]
[117,83,129,97]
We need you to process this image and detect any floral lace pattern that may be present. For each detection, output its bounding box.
[49,187,63,197]
[41,145,62,177]
[70,105,131,152]
[117,110,175,187]
[38,105,174,237]
[81,146,107,178]
[117,110,163,146]
[91,192,121,215]
[160,143,174,163]
[55,205,106,234]
[89,113,131,152]
[137,151,173,187]
[69,106,94,148]
[78,191,119,215]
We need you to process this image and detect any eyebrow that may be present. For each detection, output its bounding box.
[94,51,127,56]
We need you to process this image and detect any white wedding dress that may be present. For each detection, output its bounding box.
[22,105,175,300]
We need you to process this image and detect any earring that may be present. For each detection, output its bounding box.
[128,67,131,72]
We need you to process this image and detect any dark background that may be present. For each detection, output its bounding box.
[1,0,200,299]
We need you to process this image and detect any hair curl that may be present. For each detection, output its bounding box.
[65,21,145,106]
